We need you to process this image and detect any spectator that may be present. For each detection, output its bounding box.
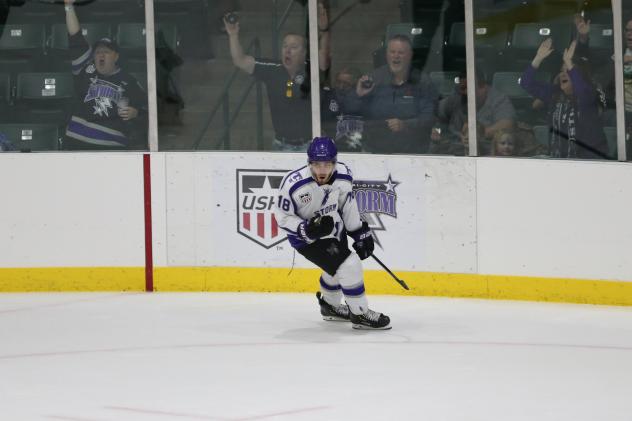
[321,67,364,152]
[520,39,609,159]
[344,34,438,154]
[430,69,516,156]
[62,0,147,150]
[490,129,517,156]
[223,2,330,151]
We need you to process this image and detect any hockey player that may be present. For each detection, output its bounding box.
[274,137,391,330]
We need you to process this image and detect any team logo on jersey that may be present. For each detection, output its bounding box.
[328,99,339,113]
[236,169,288,249]
[352,174,400,247]
[299,192,312,204]
[85,77,124,117]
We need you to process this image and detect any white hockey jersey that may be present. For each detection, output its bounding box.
[275,162,363,248]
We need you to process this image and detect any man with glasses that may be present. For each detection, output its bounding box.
[223,2,330,151]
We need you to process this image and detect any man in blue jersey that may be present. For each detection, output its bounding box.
[63,0,147,150]
[274,137,391,329]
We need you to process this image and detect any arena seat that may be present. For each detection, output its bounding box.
[0,123,60,151]
[0,23,46,71]
[49,23,113,52]
[16,72,74,125]
[430,71,459,97]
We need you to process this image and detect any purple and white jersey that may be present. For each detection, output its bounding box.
[274,162,363,249]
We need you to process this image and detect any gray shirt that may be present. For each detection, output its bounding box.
[437,86,516,138]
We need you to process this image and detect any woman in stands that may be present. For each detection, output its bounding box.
[520,38,609,159]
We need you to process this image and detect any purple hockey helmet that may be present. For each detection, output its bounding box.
[307,137,337,163]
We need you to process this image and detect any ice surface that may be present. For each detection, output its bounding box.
[1,292,631,420]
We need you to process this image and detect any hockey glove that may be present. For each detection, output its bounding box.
[299,215,334,241]
[350,221,374,260]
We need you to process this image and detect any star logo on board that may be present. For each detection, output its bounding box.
[352,174,401,248]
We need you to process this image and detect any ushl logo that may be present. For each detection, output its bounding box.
[236,169,288,249]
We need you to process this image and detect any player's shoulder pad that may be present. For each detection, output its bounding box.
[279,165,310,191]
[334,162,353,183]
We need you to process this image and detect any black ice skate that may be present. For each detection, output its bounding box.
[316,292,350,321]
[350,309,391,330]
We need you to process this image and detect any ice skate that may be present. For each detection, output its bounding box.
[316,292,350,321]
[350,309,391,330]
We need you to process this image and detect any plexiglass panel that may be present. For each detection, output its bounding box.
[0,0,149,151]
[623,1,632,160]
[156,0,316,151]
[473,0,617,160]
[318,0,464,155]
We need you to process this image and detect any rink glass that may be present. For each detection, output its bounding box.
[0,0,627,158]
[0,0,149,151]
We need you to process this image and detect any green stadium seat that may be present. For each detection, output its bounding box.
[0,72,10,104]
[49,23,113,51]
[510,23,572,51]
[532,125,550,148]
[603,126,617,159]
[0,24,46,52]
[16,72,74,125]
[448,22,509,51]
[492,71,551,99]
[0,123,60,151]
[131,72,147,92]
[430,71,460,97]
[492,72,530,99]
[17,72,74,100]
[587,24,614,50]
[116,23,178,54]
[0,72,12,122]
[385,22,437,50]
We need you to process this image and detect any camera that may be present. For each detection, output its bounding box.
[361,77,374,89]
[225,12,239,24]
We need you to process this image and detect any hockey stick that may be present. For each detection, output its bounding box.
[371,254,409,290]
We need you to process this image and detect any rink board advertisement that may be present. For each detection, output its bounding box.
[162,153,477,273]
[1,151,631,305]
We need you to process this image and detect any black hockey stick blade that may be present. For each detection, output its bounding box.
[371,254,409,290]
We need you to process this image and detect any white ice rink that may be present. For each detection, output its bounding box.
[1,292,631,421]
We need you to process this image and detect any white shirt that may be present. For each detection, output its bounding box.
[274,162,363,248]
